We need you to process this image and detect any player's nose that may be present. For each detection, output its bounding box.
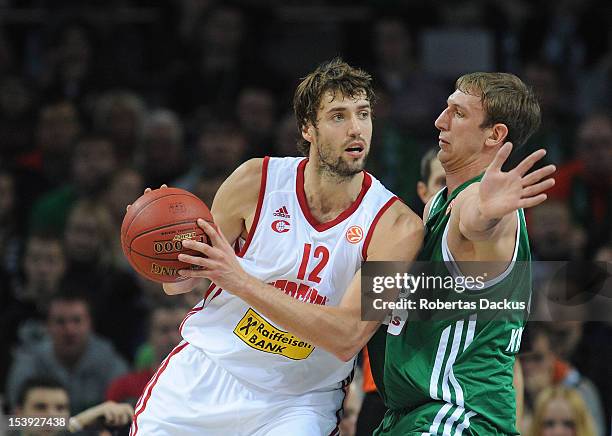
[434,108,449,131]
[347,114,362,136]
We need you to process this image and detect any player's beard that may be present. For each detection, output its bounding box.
[315,136,368,181]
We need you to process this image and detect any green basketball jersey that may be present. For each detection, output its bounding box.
[369,174,531,436]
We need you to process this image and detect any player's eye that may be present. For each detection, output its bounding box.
[454,110,464,118]
[358,111,370,119]
[332,113,344,122]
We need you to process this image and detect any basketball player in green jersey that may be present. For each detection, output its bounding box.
[369,73,556,435]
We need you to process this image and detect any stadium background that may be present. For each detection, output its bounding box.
[0,0,610,435]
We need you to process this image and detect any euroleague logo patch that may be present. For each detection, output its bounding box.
[271,220,290,233]
[346,225,363,243]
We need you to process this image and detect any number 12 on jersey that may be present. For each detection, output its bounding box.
[297,244,329,284]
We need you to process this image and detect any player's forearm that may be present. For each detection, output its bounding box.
[163,278,199,295]
[235,276,374,362]
[459,199,502,241]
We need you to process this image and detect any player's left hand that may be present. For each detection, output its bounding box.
[478,142,556,221]
[177,219,252,293]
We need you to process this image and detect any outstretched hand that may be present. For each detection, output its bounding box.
[178,219,253,294]
[478,142,556,221]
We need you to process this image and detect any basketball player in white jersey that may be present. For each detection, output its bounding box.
[130,59,424,436]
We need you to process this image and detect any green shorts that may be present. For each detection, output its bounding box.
[373,402,516,436]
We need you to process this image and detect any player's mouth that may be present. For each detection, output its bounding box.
[439,137,450,147]
[345,142,365,157]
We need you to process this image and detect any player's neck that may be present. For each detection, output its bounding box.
[303,161,364,218]
[444,159,487,196]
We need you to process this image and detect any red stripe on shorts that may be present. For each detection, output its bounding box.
[131,342,189,435]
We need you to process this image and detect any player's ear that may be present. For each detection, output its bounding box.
[301,123,314,143]
[485,123,508,148]
[417,181,428,204]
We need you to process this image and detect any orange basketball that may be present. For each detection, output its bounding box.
[121,187,213,283]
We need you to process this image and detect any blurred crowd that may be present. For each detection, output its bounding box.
[0,1,610,435]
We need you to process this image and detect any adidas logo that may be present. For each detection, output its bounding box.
[273,206,291,219]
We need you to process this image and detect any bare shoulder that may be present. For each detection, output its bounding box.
[367,199,424,261]
[212,158,264,214]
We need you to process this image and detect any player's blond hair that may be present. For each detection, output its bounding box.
[529,386,596,436]
[293,58,375,156]
[456,72,541,147]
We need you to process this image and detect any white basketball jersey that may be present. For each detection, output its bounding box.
[181,156,398,395]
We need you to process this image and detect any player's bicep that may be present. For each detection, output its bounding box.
[210,158,263,246]
[367,202,424,262]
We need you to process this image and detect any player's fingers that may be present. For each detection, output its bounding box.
[181,238,212,256]
[518,193,547,209]
[488,142,513,171]
[144,188,152,194]
[522,164,556,186]
[198,219,224,247]
[514,149,546,176]
[160,184,168,189]
[178,253,211,267]
[126,204,131,212]
[104,409,117,424]
[522,178,555,197]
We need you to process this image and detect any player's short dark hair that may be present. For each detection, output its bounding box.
[16,376,67,407]
[455,72,541,147]
[420,148,439,183]
[293,58,376,156]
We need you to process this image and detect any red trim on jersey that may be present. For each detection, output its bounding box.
[178,283,216,335]
[362,196,399,260]
[237,156,270,258]
[296,158,373,232]
[131,342,189,435]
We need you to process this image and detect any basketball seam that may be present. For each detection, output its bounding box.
[123,192,203,240]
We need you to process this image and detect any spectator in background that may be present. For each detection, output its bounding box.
[521,61,576,165]
[0,231,67,366]
[548,112,612,256]
[11,376,70,436]
[528,200,585,261]
[365,86,422,207]
[0,168,22,280]
[0,76,36,162]
[274,111,300,157]
[38,20,104,105]
[12,376,134,435]
[138,109,186,188]
[62,199,146,362]
[14,101,81,209]
[107,302,187,405]
[519,324,605,435]
[529,386,596,436]
[0,231,66,398]
[6,289,128,414]
[175,119,247,191]
[93,90,146,162]
[236,86,277,157]
[369,16,446,139]
[169,5,249,116]
[29,135,117,235]
[103,167,145,271]
[416,148,445,205]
